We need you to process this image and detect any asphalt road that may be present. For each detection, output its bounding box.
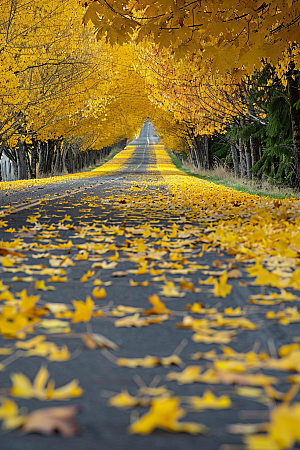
[0,122,299,450]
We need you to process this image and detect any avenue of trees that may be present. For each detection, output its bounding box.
[0,0,300,189]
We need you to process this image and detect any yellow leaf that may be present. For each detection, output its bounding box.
[80,270,95,282]
[213,273,232,298]
[2,256,15,267]
[75,250,89,260]
[35,280,55,291]
[143,294,172,315]
[72,296,94,323]
[17,289,40,311]
[92,287,106,299]
[188,390,231,411]
[128,397,207,435]
[48,276,67,282]
[10,366,82,400]
[108,390,144,408]
[129,279,148,287]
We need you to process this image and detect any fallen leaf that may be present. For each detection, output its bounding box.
[92,287,106,299]
[72,296,94,323]
[128,397,207,435]
[21,405,80,436]
[82,333,119,350]
[187,390,232,411]
[10,365,83,400]
[143,294,172,315]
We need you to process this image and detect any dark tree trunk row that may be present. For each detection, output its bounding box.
[189,134,213,169]
[0,138,127,182]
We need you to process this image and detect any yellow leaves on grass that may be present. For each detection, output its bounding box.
[72,296,94,323]
[128,397,207,435]
[10,365,82,400]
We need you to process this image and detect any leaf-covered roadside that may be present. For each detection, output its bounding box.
[1,143,300,448]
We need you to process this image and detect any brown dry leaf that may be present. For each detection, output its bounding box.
[82,333,119,350]
[21,405,80,436]
[227,269,243,279]
[112,271,128,277]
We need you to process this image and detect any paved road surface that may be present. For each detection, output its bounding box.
[0,122,298,450]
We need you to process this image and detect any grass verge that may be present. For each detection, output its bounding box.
[168,150,300,200]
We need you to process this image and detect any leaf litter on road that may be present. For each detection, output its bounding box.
[1,143,300,447]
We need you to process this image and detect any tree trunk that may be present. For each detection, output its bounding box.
[38,141,48,176]
[231,144,239,177]
[287,68,300,189]
[15,140,29,180]
[30,142,38,178]
[245,139,252,180]
[238,138,246,178]
[54,141,62,174]
[250,135,260,177]
[46,140,55,174]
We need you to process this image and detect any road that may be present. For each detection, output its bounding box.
[0,122,299,450]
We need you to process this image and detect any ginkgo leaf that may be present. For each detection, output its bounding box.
[108,390,147,408]
[167,366,203,384]
[10,365,82,400]
[115,313,150,328]
[187,390,232,411]
[143,294,172,315]
[160,281,185,297]
[117,354,183,368]
[130,279,148,286]
[48,276,67,282]
[0,397,25,430]
[213,273,232,298]
[17,289,40,311]
[128,397,208,435]
[35,280,55,291]
[92,287,106,299]
[80,270,95,282]
[72,296,94,323]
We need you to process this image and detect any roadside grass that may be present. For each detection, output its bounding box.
[168,150,300,200]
